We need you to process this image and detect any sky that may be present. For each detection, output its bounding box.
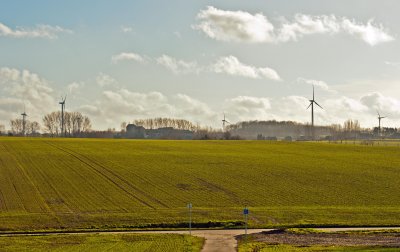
[1,0,400,130]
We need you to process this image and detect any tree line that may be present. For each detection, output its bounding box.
[8,111,91,137]
[128,118,197,131]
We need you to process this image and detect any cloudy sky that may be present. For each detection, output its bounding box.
[1,0,400,130]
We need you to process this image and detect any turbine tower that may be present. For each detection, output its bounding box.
[307,85,323,139]
[21,106,27,136]
[222,113,230,131]
[377,111,386,136]
[59,95,66,137]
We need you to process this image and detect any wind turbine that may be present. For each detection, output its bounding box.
[21,105,27,136]
[222,113,230,131]
[59,95,66,137]
[377,111,386,136]
[306,85,323,139]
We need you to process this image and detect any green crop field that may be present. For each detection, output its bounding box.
[0,233,203,251]
[1,137,400,231]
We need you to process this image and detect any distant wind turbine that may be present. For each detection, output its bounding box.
[59,95,66,137]
[21,105,27,136]
[377,111,386,136]
[222,113,230,131]
[307,85,323,139]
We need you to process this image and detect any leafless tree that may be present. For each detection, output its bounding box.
[27,121,41,135]
[43,111,61,136]
[43,111,91,137]
[82,116,92,133]
[10,119,24,135]
[120,122,127,132]
[133,118,196,131]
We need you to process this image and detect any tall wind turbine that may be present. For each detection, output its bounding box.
[377,111,386,136]
[222,113,230,131]
[59,95,66,137]
[21,105,27,136]
[307,85,323,139]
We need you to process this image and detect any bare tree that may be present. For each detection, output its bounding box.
[10,119,23,135]
[82,116,92,133]
[133,118,196,131]
[43,111,91,137]
[121,122,127,132]
[27,121,41,135]
[43,111,61,136]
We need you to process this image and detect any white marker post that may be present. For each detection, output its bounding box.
[243,206,249,243]
[187,203,192,235]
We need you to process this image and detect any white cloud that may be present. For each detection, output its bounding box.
[173,31,182,38]
[156,54,200,74]
[341,19,394,46]
[360,92,400,115]
[174,94,216,121]
[278,14,341,42]
[111,52,146,64]
[96,72,118,87]
[0,67,57,127]
[194,6,275,43]
[79,89,217,129]
[194,6,394,46]
[212,56,281,81]
[221,93,400,128]
[297,77,332,92]
[223,96,272,121]
[0,22,71,39]
[67,81,84,94]
[111,52,281,80]
[121,25,134,33]
[385,61,400,68]
[153,54,281,80]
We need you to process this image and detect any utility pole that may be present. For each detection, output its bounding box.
[243,206,249,244]
[187,203,192,235]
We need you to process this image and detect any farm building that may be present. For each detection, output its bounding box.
[126,124,194,139]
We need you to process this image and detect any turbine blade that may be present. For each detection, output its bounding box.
[315,101,323,109]
[307,102,312,109]
[313,85,315,100]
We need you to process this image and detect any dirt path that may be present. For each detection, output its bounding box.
[143,229,268,252]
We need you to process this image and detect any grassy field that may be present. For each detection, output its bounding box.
[0,233,203,251]
[1,137,400,231]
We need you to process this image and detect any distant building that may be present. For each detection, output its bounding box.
[126,124,193,140]
[126,124,146,138]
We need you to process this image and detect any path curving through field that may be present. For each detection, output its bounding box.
[139,229,269,252]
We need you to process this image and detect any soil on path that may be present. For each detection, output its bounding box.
[144,229,268,252]
[246,229,400,247]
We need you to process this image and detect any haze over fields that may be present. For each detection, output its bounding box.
[1,1,400,130]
